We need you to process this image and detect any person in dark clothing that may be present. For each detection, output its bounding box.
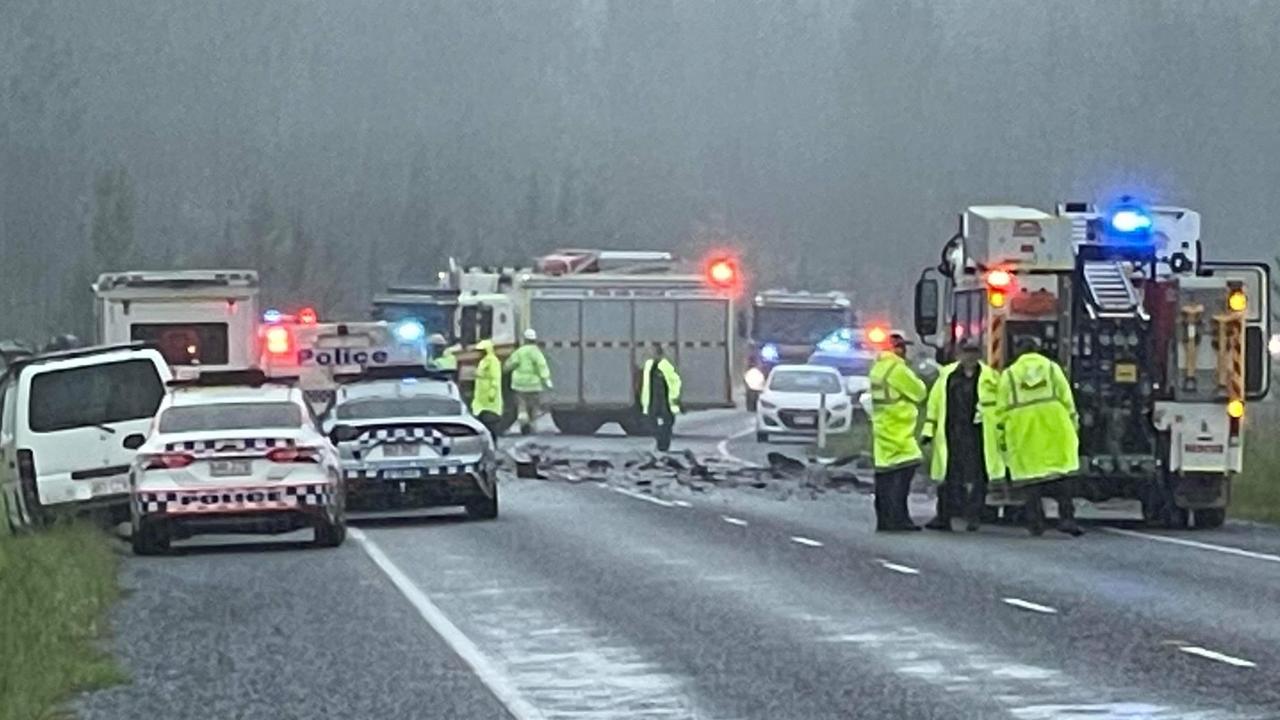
[641,344,682,452]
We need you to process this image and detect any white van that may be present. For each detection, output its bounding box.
[94,270,260,371]
[0,344,170,528]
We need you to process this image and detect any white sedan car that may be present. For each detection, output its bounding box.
[130,372,345,555]
[755,364,853,442]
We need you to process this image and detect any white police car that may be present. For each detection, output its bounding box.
[325,366,497,519]
[129,370,344,554]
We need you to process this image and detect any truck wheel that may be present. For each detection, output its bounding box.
[131,519,170,556]
[551,411,603,436]
[620,413,651,437]
[745,391,759,412]
[466,489,499,520]
[1193,508,1225,529]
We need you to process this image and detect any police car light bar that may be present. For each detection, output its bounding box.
[334,365,454,384]
[167,369,299,388]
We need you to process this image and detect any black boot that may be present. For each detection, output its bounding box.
[1057,518,1084,537]
[925,517,952,531]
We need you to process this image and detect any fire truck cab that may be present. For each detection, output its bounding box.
[913,202,1271,528]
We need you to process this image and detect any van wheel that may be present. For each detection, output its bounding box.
[313,517,347,548]
[131,520,170,556]
[17,476,48,531]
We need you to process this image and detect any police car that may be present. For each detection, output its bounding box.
[324,366,498,519]
[129,370,345,554]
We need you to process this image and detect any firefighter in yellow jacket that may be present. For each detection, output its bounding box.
[868,333,928,531]
[471,339,503,442]
[996,336,1083,537]
[921,339,1005,532]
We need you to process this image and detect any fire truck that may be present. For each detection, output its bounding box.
[913,201,1271,528]
[742,290,854,411]
[372,249,739,435]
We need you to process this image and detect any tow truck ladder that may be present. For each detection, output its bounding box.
[1082,261,1143,319]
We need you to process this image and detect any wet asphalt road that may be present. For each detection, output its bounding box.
[78,410,1280,719]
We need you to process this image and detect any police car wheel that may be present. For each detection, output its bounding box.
[131,520,170,556]
[313,517,347,548]
[466,491,499,521]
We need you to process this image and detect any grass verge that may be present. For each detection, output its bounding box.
[0,523,125,720]
[810,415,871,462]
[1231,406,1280,524]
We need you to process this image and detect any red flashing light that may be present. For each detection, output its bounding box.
[866,326,888,345]
[297,307,318,324]
[265,326,291,355]
[986,269,1013,289]
[704,256,740,291]
[267,447,321,464]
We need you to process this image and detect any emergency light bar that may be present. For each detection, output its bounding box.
[167,369,298,388]
[334,365,453,384]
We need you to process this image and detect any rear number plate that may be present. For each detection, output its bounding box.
[210,460,253,477]
[383,444,419,457]
[383,468,422,480]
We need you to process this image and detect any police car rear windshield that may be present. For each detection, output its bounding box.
[158,402,302,433]
[753,307,847,345]
[335,397,463,420]
[769,370,843,394]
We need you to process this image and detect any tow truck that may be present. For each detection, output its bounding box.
[373,249,739,435]
[742,290,853,411]
[913,201,1271,528]
[93,270,261,370]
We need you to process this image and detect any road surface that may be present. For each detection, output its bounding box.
[78,410,1280,719]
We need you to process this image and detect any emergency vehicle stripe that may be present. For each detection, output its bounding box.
[1229,311,1245,401]
[343,462,481,480]
[987,313,1005,370]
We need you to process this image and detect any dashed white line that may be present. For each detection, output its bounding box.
[671,499,693,508]
[790,536,825,548]
[877,560,921,575]
[351,528,546,720]
[611,486,676,507]
[721,516,749,527]
[1178,645,1257,668]
[1102,527,1280,564]
[1001,597,1058,615]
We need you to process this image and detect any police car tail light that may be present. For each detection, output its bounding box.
[265,326,291,355]
[267,446,321,463]
[144,452,196,470]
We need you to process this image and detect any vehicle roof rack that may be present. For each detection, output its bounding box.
[167,369,299,389]
[333,365,454,384]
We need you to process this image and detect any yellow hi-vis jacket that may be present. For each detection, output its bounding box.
[505,343,552,393]
[433,345,459,371]
[922,362,1006,482]
[868,351,927,471]
[996,352,1079,484]
[471,340,504,416]
[640,358,682,416]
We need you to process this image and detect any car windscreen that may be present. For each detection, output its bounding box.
[28,359,165,433]
[768,370,843,394]
[335,396,463,420]
[752,307,847,345]
[131,323,230,366]
[158,402,302,433]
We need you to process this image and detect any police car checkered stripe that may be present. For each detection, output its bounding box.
[164,438,297,452]
[350,427,452,456]
[343,462,480,480]
[134,483,333,515]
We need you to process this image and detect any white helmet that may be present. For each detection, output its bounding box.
[427,333,448,345]
[523,328,538,342]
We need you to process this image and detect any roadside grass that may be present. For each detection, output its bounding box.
[0,522,125,720]
[810,414,871,462]
[1231,402,1280,524]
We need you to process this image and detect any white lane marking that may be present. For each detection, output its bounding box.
[350,528,546,720]
[1102,527,1280,564]
[610,486,676,507]
[721,516,748,527]
[1002,597,1058,615]
[790,535,824,547]
[671,499,692,508]
[1177,645,1257,669]
[877,560,921,575]
[716,424,759,466]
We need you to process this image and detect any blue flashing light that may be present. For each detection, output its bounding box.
[394,319,426,343]
[262,308,283,323]
[760,343,780,363]
[1109,208,1152,234]
[401,377,419,385]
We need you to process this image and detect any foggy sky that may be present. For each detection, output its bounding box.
[3,0,1279,339]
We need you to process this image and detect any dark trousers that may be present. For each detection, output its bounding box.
[874,464,918,530]
[650,412,674,451]
[477,411,502,445]
[935,472,988,523]
[1024,478,1076,530]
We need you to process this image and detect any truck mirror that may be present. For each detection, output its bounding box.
[914,276,939,337]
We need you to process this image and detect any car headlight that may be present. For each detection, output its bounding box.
[759,399,777,410]
[745,367,766,391]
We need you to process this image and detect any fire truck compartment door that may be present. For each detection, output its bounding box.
[1198,262,1270,399]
